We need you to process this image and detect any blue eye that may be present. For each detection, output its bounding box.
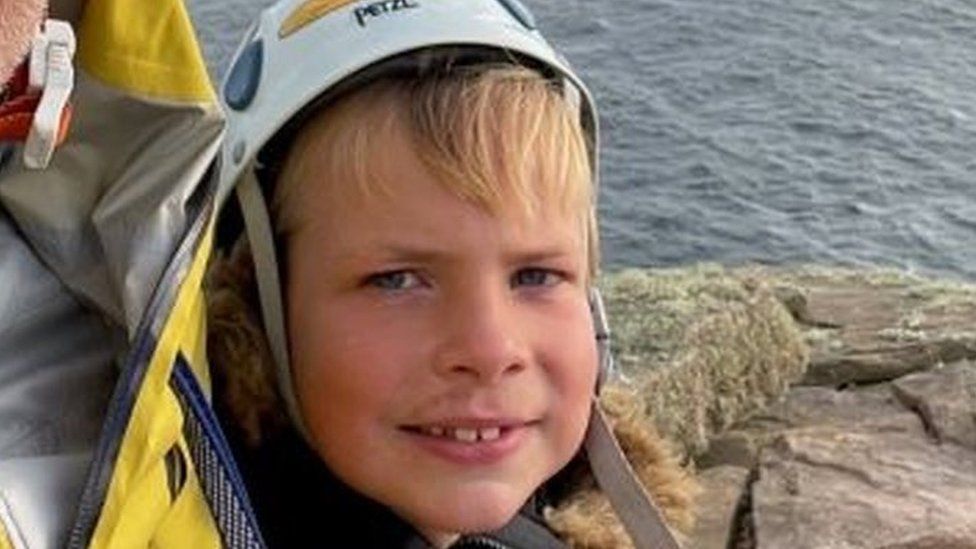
[365,270,423,291]
[512,268,562,288]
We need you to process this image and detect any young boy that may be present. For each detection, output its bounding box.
[207,0,696,546]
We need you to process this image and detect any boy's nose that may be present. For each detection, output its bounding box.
[432,287,528,383]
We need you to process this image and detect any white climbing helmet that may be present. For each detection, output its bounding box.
[216,0,597,207]
[216,1,677,547]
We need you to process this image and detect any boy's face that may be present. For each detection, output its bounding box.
[284,123,597,542]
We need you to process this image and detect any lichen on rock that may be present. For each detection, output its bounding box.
[600,264,810,458]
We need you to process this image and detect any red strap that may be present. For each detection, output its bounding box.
[5,62,29,97]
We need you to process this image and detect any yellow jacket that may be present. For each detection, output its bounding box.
[0,0,236,546]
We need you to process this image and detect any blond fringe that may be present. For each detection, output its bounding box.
[545,385,700,548]
[271,65,599,277]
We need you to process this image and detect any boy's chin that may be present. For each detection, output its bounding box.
[397,482,531,538]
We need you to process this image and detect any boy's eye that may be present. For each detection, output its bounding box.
[365,270,424,291]
[511,268,563,288]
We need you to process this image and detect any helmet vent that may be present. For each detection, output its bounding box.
[496,0,537,30]
[224,40,263,111]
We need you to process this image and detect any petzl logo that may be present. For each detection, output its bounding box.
[354,0,419,27]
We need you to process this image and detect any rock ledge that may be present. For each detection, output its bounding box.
[605,265,976,549]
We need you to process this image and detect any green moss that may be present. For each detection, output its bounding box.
[599,262,976,458]
[599,264,809,457]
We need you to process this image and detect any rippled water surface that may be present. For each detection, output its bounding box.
[189,0,976,280]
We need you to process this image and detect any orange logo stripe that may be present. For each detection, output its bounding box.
[279,0,360,38]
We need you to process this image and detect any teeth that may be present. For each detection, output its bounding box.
[454,428,478,442]
[418,426,504,442]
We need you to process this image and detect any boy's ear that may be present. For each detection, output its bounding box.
[588,287,613,391]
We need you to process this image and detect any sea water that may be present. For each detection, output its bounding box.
[189,0,976,280]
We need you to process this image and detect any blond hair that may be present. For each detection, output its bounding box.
[272,64,599,276]
[209,64,598,445]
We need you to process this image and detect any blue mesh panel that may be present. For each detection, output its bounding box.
[172,356,266,549]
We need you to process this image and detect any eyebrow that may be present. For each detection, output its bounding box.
[346,242,578,265]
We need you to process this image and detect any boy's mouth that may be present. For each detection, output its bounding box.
[400,416,543,467]
[400,420,537,444]
[404,425,505,442]
[399,420,536,465]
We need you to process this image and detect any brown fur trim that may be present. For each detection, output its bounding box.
[545,385,700,548]
[205,238,287,446]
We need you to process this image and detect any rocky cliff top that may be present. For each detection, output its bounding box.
[603,265,976,549]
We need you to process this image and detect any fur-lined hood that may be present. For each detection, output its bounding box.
[207,244,698,548]
[544,385,699,548]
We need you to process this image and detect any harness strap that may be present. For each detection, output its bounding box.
[584,401,681,549]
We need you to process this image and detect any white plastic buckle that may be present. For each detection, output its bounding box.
[589,287,617,388]
[23,19,76,170]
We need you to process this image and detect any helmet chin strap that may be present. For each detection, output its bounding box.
[235,163,679,548]
[586,289,681,549]
[584,403,681,549]
[236,165,310,440]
